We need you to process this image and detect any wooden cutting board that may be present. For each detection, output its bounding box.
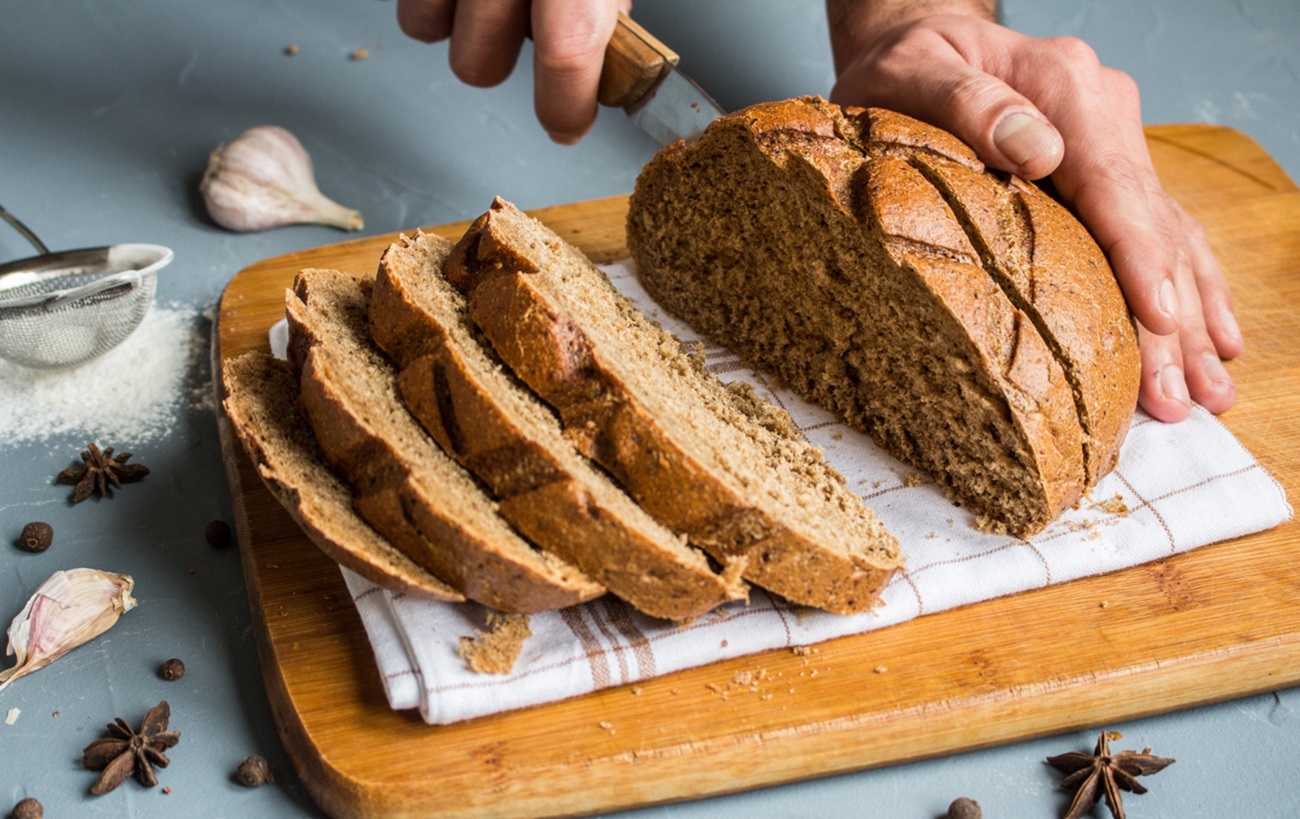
[214,125,1299,819]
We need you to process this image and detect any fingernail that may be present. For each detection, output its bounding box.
[1220,307,1242,346]
[1158,278,1178,324]
[1202,352,1232,387]
[546,130,581,146]
[1159,364,1192,408]
[993,113,1058,168]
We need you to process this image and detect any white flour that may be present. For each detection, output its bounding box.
[0,303,208,444]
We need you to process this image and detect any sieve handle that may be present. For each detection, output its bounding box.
[0,204,50,256]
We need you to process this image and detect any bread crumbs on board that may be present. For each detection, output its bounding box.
[458,613,531,675]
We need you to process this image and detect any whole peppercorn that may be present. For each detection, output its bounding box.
[205,519,233,548]
[235,755,273,787]
[160,658,186,681]
[946,796,982,819]
[12,797,44,819]
[17,522,53,553]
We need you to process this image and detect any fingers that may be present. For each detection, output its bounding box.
[448,0,530,87]
[397,0,625,143]
[397,0,456,42]
[531,0,621,143]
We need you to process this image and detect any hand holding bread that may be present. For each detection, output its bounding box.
[826,2,1242,423]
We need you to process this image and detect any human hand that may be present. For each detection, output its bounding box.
[826,4,1242,422]
[397,0,631,144]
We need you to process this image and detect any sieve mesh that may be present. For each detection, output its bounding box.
[0,270,156,369]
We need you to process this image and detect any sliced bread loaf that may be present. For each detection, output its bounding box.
[627,97,1139,535]
[444,198,901,615]
[220,350,463,601]
[286,267,604,613]
[369,230,748,621]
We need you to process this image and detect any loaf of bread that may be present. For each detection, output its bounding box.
[369,230,748,621]
[220,350,464,601]
[445,198,902,614]
[285,267,605,613]
[627,97,1140,536]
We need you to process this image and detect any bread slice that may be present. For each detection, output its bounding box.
[627,97,1139,536]
[444,198,901,615]
[369,231,749,621]
[220,350,464,601]
[285,267,604,613]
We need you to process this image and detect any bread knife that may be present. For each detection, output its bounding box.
[598,14,725,146]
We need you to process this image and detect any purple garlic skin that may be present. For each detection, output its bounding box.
[201,125,364,232]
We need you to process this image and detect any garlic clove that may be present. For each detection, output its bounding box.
[0,568,136,692]
[201,125,364,233]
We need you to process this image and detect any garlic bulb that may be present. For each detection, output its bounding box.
[0,569,136,692]
[201,125,364,232]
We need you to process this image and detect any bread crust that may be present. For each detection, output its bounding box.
[448,199,900,615]
[220,351,464,601]
[628,97,1139,535]
[370,232,748,621]
[287,267,604,613]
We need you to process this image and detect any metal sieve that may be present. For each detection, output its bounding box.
[0,205,174,369]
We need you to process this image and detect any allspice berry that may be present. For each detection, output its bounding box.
[204,519,232,548]
[17,522,53,553]
[12,797,44,819]
[160,658,186,681]
[235,755,273,787]
[946,796,982,819]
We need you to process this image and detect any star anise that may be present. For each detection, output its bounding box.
[55,442,149,503]
[80,700,181,795]
[1046,730,1174,819]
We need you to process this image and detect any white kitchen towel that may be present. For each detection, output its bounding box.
[277,258,1291,725]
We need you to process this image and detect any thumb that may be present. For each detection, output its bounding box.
[833,58,1064,180]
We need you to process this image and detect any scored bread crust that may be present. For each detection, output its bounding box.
[369,230,748,621]
[220,350,464,601]
[445,198,901,615]
[627,97,1139,535]
[286,267,604,613]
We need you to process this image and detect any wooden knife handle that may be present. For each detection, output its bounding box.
[598,13,679,109]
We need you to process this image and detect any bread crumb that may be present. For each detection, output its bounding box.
[791,645,813,656]
[721,639,729,648]
[1093,493,1130,515]
[631,686,643,695]
[873,665,888,674]
[1099,600,1110,609]
[732,671,754,686]
[903,472,927,487]
[283,43,299,56]
[5,707,19,725]
[458,613,531,674]
[349,47,370,61]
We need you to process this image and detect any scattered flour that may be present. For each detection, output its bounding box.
[0,303,209,444]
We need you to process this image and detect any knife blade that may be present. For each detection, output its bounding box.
[598,14,725,147]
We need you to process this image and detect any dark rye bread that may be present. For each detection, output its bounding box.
[369,231,748,621]
[220,350,463,601]
[285,267,604,613]
[444,198,901,615]
[627,97,1140,536]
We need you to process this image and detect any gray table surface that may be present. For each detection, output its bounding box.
[2,0,1297,816]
